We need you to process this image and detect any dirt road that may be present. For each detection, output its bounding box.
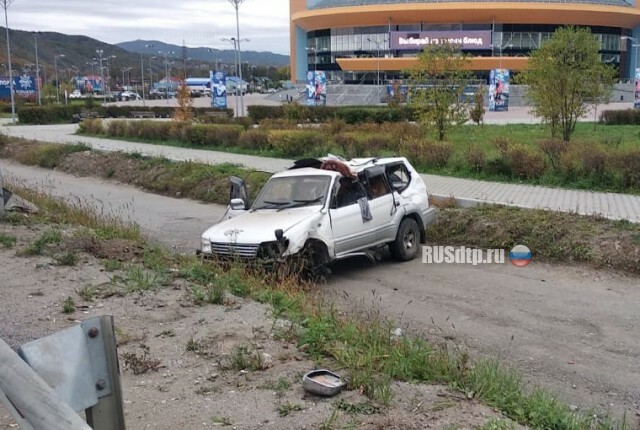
[3,161,639,421]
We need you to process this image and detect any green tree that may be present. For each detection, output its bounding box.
[408,43,473,141]
[518,26,615,142]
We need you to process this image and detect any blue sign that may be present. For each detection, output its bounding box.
[0,75,38,100]
[306,70,327,106]
[489,69,510,112]
[634,68,640,109]
[74,76,103,93]
[211,71,227,109]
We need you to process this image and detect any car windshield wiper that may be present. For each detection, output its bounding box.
[252,200,290,211]
[277,196,325,211]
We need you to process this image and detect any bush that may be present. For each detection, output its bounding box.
[464,145,486,172]
[507,145,546,179]
[422,141,454,168]
[190,124,244,148]
[259,118,297,130]
[238,129,270,150]
[78,119,104,135]
[267,130,326,157]
[538,139,569,172]
[579,145,609,178]
[107,120,127,138]
[600,109,640,125]
[614,149,640,189]
[248,105,284,123]
[18,106,82,124]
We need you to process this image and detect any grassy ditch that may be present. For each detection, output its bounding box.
[2,138,639,276]
[76,118,640,194]
[0,178,629,429]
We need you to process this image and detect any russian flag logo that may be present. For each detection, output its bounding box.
[509,245,532,267]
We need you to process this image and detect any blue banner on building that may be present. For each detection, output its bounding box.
[489,69,510,112]
[306,70,327,106]
[0,75,38,100]
[634,68,640,109]
[211,71,227,109]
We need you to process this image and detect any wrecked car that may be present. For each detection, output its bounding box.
[199,156,436,277]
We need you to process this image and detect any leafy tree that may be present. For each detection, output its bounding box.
[41,83,56,105]
[518,26,615,142]
[408,43,473,141]
[469,90,485,125]
[173,82,193,122]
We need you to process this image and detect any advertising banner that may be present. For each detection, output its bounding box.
[306,70,327,106]
[634,68,640,109]
[75,76,104,93]
[0,75,38,100]
[489,69,510,112]
[211,71,228,109]
[389,30,492,51]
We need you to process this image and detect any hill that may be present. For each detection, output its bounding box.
[0,27,289,86]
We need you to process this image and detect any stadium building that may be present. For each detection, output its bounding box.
[290,0,640,83]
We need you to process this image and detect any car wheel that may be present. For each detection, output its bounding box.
[288,242,330,282]
[389,218,420,262]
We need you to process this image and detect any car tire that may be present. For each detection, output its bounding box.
[288,241,330,282]
[389,218,420,262]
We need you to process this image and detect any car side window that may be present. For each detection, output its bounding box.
[386,164,411,193]
[365,174,390,200]
[333,178,366,208]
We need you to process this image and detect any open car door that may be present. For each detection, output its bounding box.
[223,176,250,220]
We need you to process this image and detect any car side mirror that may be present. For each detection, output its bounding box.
[230,198,246,211]
[229,176,250,210]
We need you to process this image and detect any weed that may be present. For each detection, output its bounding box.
[120,344,161,375]
[0,232,16,248]
[259,377,292,397]
[54,251,78,266]
[156,329,175,338]
[319,408,340,430]
[225,344,264,371]
[277,401,303,417]
[23,229,62,256]
[186,338,207,354]
[334,399,380,415]
[123,266,167,292]
[479,418,515,430]
[195,385,219,395]
[76,285,97,301]
[103,259,123,272]
[62,296,75,314]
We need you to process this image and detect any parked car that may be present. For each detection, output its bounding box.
[69,90,82,99]
[199,156,436,278]
[120,91,141,101]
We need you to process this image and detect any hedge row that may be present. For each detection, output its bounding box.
[247,105,415,124]
[17,105,233,125]
[600,109,640,125]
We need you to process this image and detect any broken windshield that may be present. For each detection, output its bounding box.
[252,176,331,210]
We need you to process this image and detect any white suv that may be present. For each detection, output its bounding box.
[200,156,436,277]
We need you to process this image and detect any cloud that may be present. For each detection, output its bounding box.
[6,0,290,54]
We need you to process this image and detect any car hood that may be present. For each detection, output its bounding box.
[202,207,321,244]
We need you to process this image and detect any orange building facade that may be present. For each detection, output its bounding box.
[290,0,640,82]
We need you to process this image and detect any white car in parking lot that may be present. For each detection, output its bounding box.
[200,156,436,277]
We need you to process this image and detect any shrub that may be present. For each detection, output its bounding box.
[267,130,325,157]
[464,145,486,172]
[579,145,609,177]
[106,120,127,138]
[493,137,515,158]
[538,139,569,172]
[506,145,546,179]
[614,149,640,189]
[190,124,243,148]
[238,129,270,150]
[600,109,640,125]
[362,134,394,154]
[258,118,297,130]
[248,105,284,123]
[422,141,454,168]
[78,119,104,135]
[18,106,81,125]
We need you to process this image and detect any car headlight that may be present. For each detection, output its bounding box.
[201,237,212,254]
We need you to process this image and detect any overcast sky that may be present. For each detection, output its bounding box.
[6,0,290,54]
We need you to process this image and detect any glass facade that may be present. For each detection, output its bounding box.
[306,24,628,83]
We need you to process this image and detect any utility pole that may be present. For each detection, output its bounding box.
[228,0,247,116]
[2,0,17,124]
[34,32,41,105]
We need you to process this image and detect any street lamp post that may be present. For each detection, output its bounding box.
[228,0,247,116]
[140,43,153,107]
[367,37,388,101]
[222,37,248,117]
[95,49,105,104]
[34,32,41,105]
[54,54,65,104]
[2,0,17,124]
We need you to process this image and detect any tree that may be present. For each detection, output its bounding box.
[519,26,615,142]
[469,89,485,125]
[408,43,473,141]
[173,82,193,122]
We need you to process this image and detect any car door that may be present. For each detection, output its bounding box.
[329,178,375,255]
[362,166,397,243]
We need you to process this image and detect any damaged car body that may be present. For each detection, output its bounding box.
[200,156,436,277]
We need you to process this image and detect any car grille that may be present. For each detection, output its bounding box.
[210,242,259,259]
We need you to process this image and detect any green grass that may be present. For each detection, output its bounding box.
[62,296,75,314]
[23,229,62,255]
[0,232,17,248]
[54,251,79,266]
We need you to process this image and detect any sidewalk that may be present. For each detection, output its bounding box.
[2,123,639,222]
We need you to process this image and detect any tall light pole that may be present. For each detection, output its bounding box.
[140,43,153,107]
[95,49,105,105]
[222,37,247,117]
[34,32,41,105]
[2,0,16,124]
[54,54,65,104]
[158,50,175,104]
[228,0,247,116]
[367,37,387,101]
